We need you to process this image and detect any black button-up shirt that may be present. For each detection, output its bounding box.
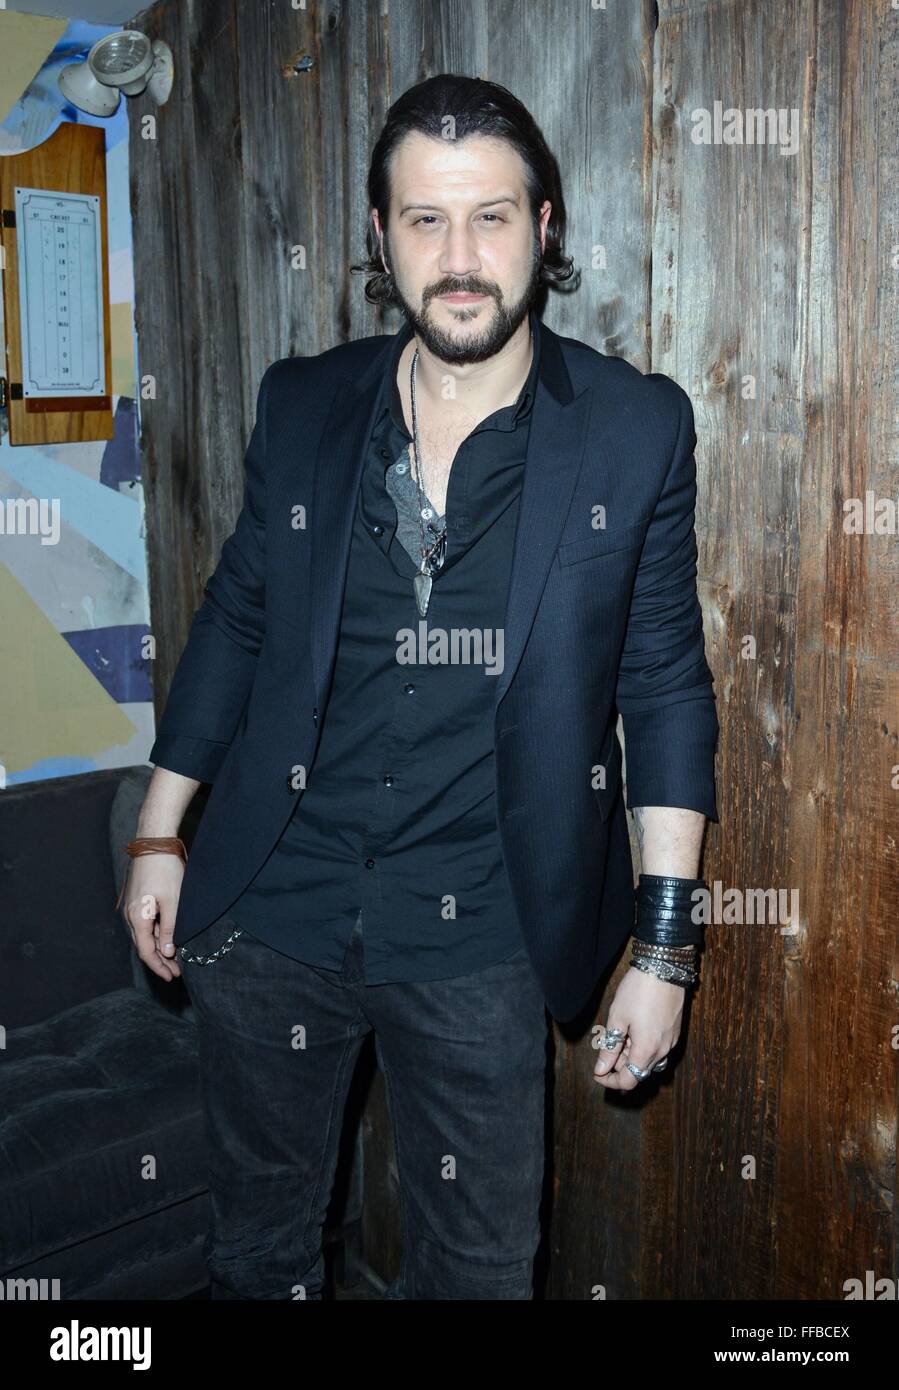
[229,309,542,981]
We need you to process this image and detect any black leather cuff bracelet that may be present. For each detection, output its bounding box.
[634,873,706,948]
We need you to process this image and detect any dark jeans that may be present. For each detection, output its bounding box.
[179,908,549,1300]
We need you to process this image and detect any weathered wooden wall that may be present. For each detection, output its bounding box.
[128,0,898,1298]
[643,0,899,1301]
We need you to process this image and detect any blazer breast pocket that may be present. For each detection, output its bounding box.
[556,516,650,567]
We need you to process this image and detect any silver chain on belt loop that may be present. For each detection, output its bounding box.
[179,925,243,965]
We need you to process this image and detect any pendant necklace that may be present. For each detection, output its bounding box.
[409,346,447,618]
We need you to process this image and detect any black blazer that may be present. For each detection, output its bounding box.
[150,318,719,1022]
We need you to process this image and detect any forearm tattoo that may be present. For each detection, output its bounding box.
[633,806,646,856]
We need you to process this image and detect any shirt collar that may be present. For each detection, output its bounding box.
[383,306,542,438]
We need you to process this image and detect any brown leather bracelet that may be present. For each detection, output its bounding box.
[114,836,188,912]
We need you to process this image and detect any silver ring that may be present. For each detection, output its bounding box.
[625,1061,652,1080]
[601,1026,627,1049]
[652,1058,669,1072]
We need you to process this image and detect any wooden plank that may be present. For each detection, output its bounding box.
[131,0,255,699]
[650,0,898,1298]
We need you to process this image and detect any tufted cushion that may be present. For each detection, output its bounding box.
[0,770,135,1030]
[0,988,204,1273]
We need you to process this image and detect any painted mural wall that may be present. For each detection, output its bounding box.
[0,13,150,788]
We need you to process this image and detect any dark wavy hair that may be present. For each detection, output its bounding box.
[351,73,577,307]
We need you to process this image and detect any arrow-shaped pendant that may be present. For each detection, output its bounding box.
[413,570,432,618]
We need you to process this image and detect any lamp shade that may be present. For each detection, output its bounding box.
[58,61,121,117]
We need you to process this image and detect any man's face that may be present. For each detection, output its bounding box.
[373,130,550,366]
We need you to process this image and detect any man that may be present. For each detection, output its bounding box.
[122,74,718,1300]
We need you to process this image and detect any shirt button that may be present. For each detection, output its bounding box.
[396,461,408,474]
[404,683,415,694]
[421,506,433,520]
[383,775,394,787]
[364,858,375,869]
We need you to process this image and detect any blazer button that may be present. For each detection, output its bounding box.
[312,707,318,724]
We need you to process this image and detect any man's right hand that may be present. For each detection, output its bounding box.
[121,853,186,981]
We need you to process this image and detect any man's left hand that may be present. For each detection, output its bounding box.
[593,966,685,1090]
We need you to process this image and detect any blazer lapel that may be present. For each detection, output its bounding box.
[308,369,387,708]
[492,370,594,711]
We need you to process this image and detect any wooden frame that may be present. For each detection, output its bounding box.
[0,120,114,444]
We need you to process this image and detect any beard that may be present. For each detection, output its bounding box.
[387,229,543,366]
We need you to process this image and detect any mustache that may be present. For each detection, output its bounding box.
[426,281,496,300]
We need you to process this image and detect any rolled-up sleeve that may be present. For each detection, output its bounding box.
[615,379,719,821]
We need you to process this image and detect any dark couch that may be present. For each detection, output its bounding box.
[0,765,366,1300]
